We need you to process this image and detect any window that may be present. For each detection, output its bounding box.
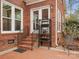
[57,9,62,32]
[1,1,23,33]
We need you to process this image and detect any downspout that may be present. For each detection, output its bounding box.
[55,0,58,46]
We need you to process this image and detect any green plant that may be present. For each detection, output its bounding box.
[64,20,79,39]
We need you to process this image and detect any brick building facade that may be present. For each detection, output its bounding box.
[0,0,65,52]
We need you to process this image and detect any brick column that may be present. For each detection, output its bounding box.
[50,0,57,47]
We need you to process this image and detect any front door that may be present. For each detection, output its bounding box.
[30,5,50,33]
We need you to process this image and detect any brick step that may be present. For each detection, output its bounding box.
[20,42,32,45]
[19,44,32,48]
[18,36,33,50]
[18,45,33,50]
[18,46,32,50]
[19,39,32,43]
[20,39,33,43]
[22,39,33,41]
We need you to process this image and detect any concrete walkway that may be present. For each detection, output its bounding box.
[0,48,79,59]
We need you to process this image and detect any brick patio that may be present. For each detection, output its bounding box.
[0,48,79,59]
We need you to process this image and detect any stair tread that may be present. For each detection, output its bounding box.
[20,42,32,45]
[20,39,32,43]
[18,46,32,50]
[18,45,32,50]
[20,41,32,43]
[20,39,33,44]
[19,46,32,48]
[22,40,32,41]
[18,44,32,47]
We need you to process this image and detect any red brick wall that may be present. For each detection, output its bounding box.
[25,0,56,47]
[6,0,23,7]
[0,0,28,52]
[57,0,65,28]
[0,0,65,52]
[57,0,65,45]
[50,0,56,47]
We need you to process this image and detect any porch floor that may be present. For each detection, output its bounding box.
[0,48,79,59]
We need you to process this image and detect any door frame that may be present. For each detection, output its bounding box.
[30,5,50,33]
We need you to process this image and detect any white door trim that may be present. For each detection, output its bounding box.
[30,5,50,33]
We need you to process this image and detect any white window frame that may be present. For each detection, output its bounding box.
[30,5,50,33]
[1,0,23,34]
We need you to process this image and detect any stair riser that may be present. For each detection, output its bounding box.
[18,45,33,50]
[18,47,32,50]
[20,43,32,45]
[18,36,33,50]
[21,41,32,43]
[18,44,33,47]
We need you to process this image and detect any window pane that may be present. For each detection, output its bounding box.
[15,20,21,31]
[15,8,21,31]
[15,8,21,20]
[33,11,39,30]
[42,9,48,20]
[3,18,11,31]
[3,4,11,18]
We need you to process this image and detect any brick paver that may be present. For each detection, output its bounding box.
[0,48,79,59]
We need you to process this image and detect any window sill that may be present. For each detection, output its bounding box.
[1,31,23,34]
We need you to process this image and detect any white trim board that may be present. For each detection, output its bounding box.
[26,0,45,5]
[0,47,18,55]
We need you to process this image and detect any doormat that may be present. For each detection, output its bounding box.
[14,48,26,53]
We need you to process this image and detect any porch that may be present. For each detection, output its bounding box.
[0,48,79,59]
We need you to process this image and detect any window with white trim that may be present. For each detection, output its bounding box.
[1,1,23,33]
[57,9,62,32]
